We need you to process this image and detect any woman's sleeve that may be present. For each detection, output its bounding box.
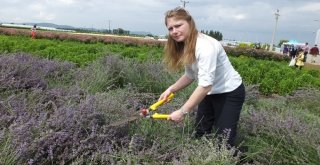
[196,42,220,87]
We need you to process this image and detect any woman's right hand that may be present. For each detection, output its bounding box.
[159,88,173,102]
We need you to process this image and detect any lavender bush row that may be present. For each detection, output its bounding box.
[0,52,174,95]
[0,53,193,164]
[0,53,75,91]
[224,46,290,62]
[239,88,320,164]
[0,27,165,47]
[1,84,164,164]
[75,55,127,93]
[76,54,178,94]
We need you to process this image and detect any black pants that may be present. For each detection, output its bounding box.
[303,52,308,62]
[195,83,245,146]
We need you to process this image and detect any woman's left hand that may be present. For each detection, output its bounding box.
[167,109,184,122]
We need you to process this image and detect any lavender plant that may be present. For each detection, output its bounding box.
[1,85,163,164]
[122,58,179,94]
[240,88,320,164]
[179,135,241,165]
[75,55,126,93]
[76,54,179,94]
[0,53,75,91]
[0,129,17,164]
[1,51,320,164]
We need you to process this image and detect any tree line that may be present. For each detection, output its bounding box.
[200,30,223,41]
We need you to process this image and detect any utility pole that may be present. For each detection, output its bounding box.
[108,20,111,33]
[180,0,189,7]
[315,20,320,46]
[269,9,280,52]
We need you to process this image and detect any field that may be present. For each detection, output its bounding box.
[305,62,320,71]
[0,30,320,164]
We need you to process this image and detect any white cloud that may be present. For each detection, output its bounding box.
[29,3,45,11]
[298,2,320,12]
[0,0,319,44]
[56,0,75,5]
[26,3,55,21]
[36,12,56,21]
[233,14,247,21]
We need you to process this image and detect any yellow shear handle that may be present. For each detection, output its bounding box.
[149,93,174,111]
[151,113,169,119]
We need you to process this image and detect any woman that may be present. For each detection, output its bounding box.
[295,48,304,70]
[31,24,37,39]
[159,7,245,146]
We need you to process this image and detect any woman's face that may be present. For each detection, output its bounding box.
[166,17,190,42]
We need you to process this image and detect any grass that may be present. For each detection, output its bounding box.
[0,130,17,165]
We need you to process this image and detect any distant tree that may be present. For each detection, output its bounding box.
[209,30,214,37]
[102,29,111,34]
[112,29,118,34]
[112,28,130,35]
[278,39,289,47]
[201,30,223,41]
[118,28,124,35]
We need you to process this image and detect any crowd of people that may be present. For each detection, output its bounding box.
[284,42,319,69]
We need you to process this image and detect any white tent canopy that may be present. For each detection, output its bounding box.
[283,40,305,46]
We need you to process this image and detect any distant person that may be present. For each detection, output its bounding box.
[31,24,37,39]
[309,44,319,63]
[159,6,245,147]
[295,48,305,70]
[289,44,296,59]
[283,45,289,56]
[254,43,261,49]
[302,42,309,62]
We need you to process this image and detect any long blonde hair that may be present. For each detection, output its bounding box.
[164,7,198,71]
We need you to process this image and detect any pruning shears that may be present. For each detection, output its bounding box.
[107,93,174,127]
[140,93,174,119]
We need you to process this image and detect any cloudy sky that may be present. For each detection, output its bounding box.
[1,0,320,45]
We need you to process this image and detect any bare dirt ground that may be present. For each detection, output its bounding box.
[306,54,320,65]
[305,54,320,71]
